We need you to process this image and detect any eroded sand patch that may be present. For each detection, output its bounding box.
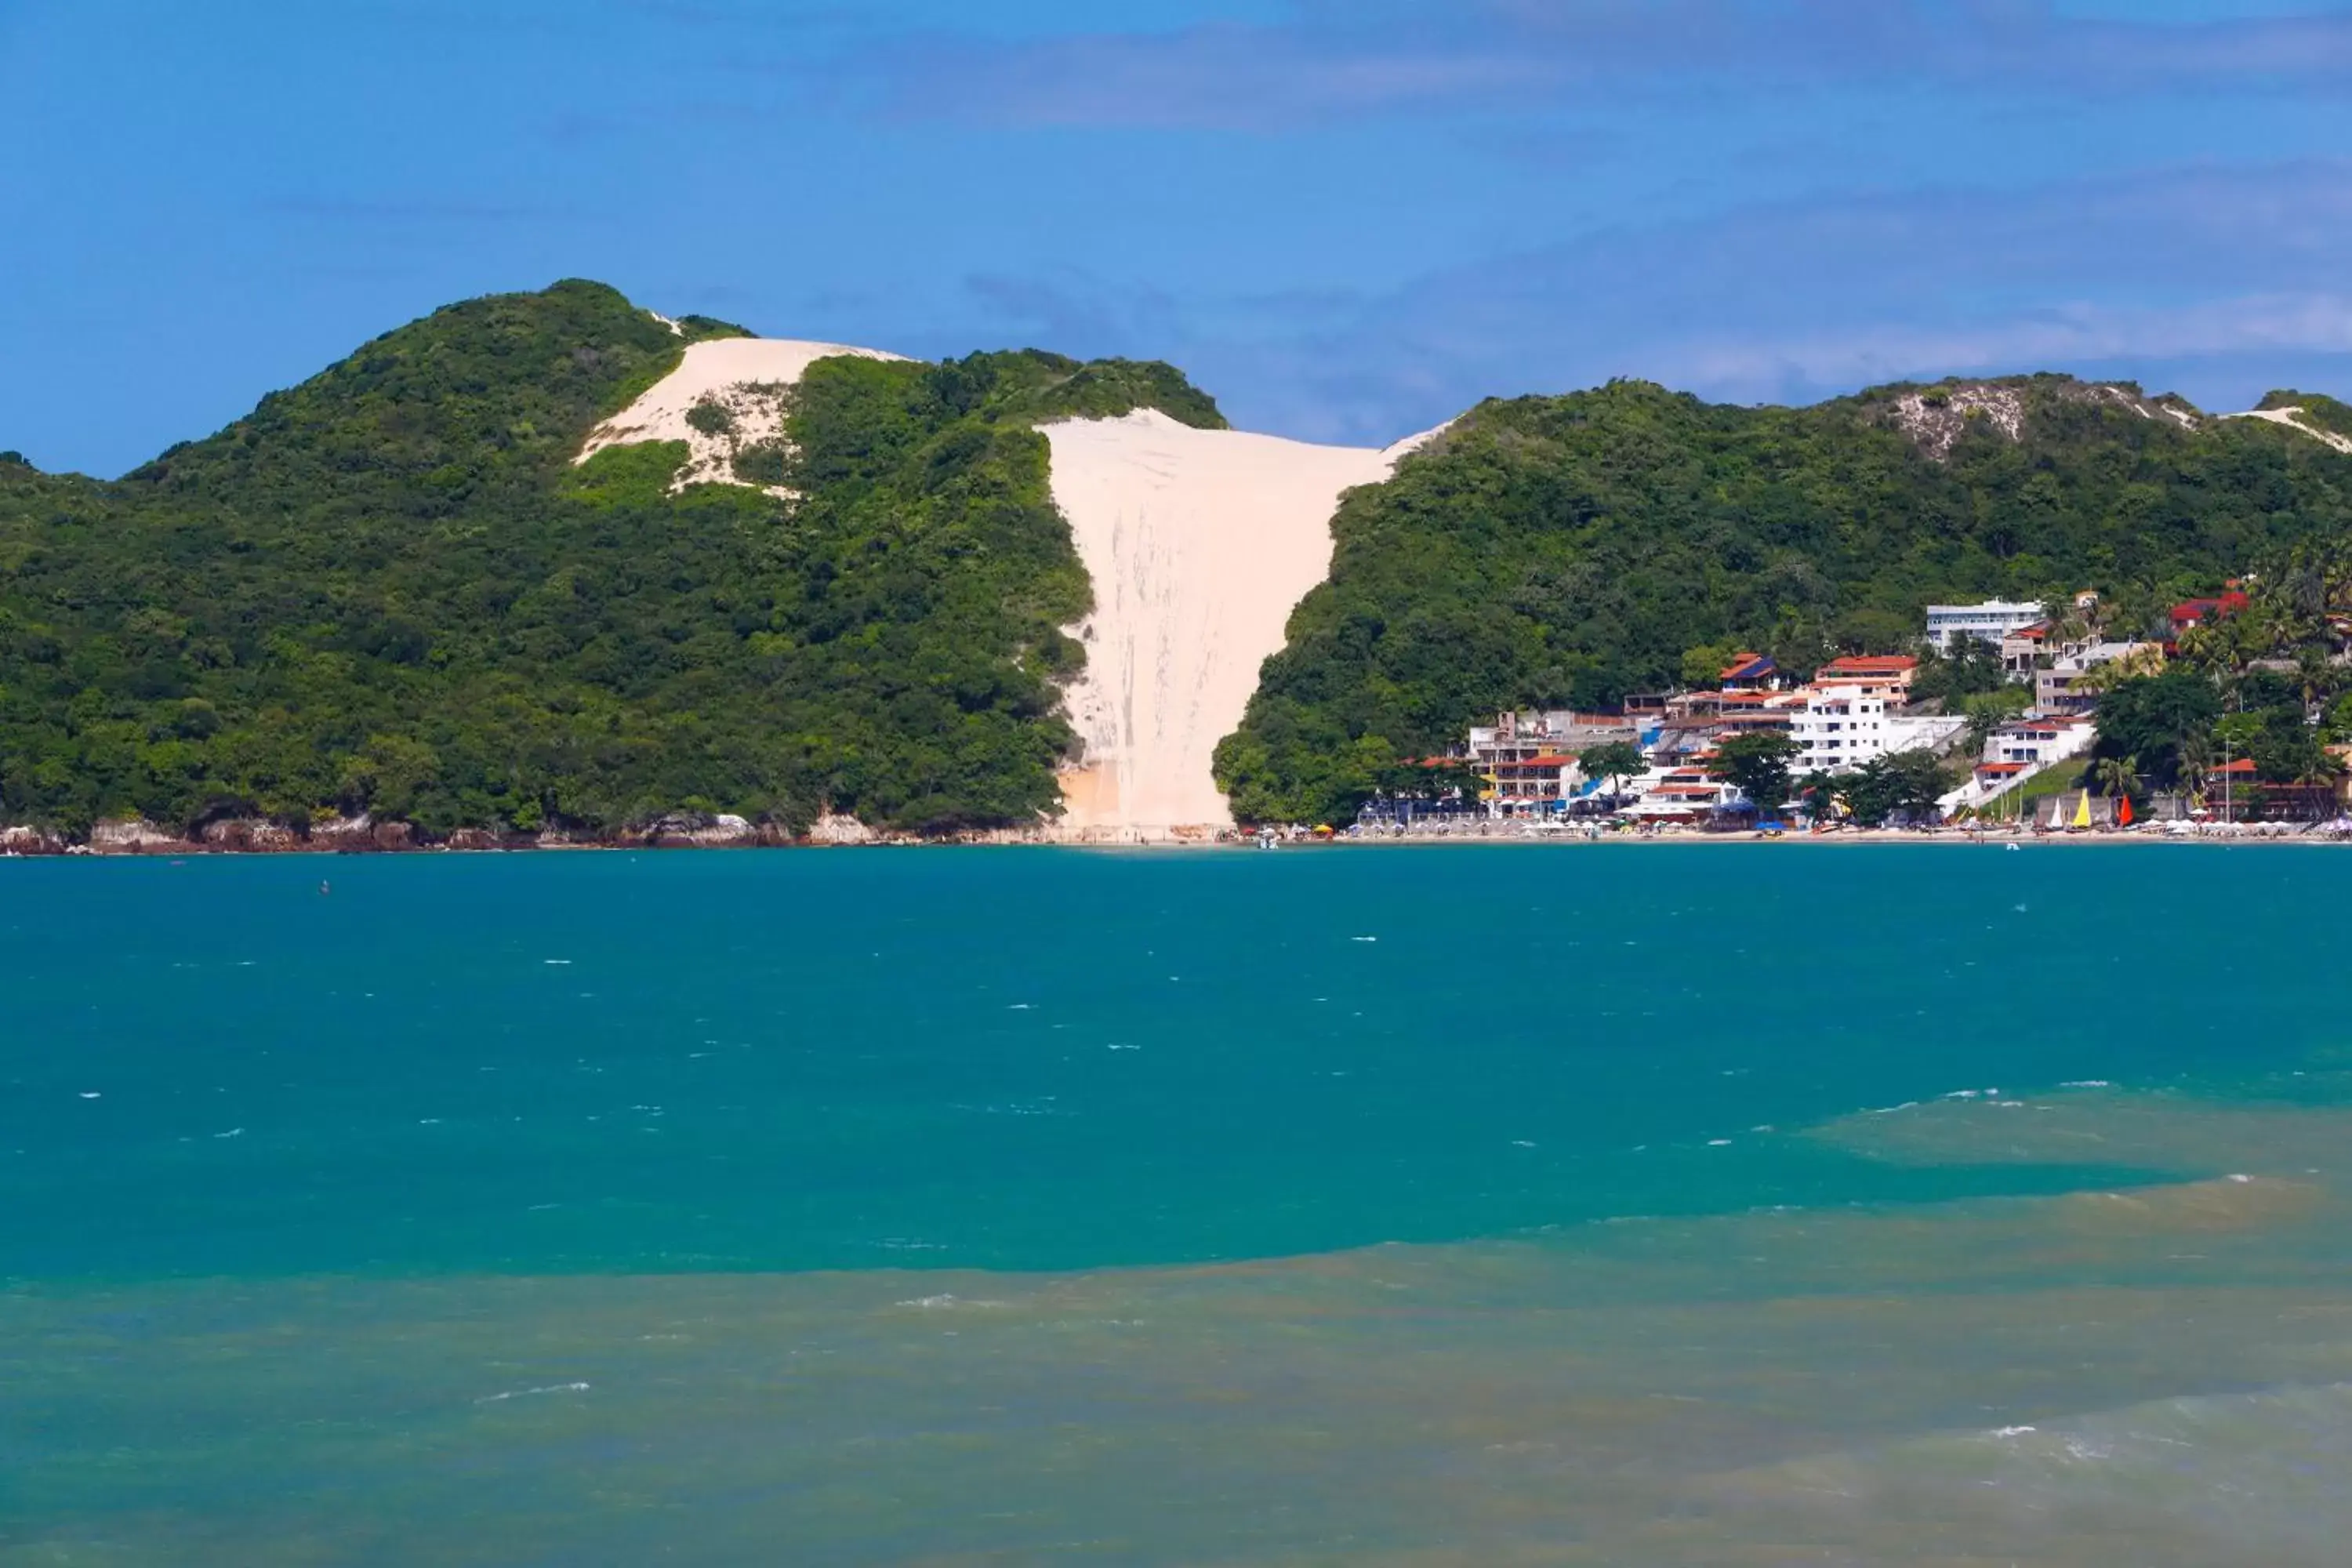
[577,335,908,492]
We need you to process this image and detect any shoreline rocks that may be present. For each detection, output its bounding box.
[806,812,880,846]
[0,808,1070,855]
[0,825,67,855]
[201,819,303,853]
[88,819,191,855]
[311,814,416,853]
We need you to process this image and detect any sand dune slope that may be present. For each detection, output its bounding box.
[1047,411,1432,836]
[2223,406,2352,455]
[579,327,1432,834]
[577,335,907,491]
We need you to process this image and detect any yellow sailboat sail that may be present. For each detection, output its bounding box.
[2072,791,2092,829]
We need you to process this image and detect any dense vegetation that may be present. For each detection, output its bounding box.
[0,281,1224,837]
[11,289,2349,842]
[1218,376,2352,822]
[2083,549,2352,812]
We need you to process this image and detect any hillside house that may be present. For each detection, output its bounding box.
[1988,716,2095,767]
[1791,684,1966,775]
[2037,642,2164,717]
[1926,600,2045,654]
[2172,589,2252,635]
[2000,620,2053,677]
[1813,655,1919,702]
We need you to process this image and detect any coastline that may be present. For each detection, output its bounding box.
[4,822,2342,856]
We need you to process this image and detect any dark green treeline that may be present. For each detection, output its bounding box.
[0,281,1221,837]
[1217,379,2352,823]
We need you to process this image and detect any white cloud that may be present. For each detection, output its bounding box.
[864,1,2352,129]
[1105,159,2352,438]
[1659,293,2352,401]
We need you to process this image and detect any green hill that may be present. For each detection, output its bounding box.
[7,285,2350,844]
[0,281,1222,838]
[1215,376,2352,823]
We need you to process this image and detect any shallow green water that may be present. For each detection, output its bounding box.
[5,846,2350,1563]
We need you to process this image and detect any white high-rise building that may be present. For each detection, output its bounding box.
[1792,686,1966,775]
[1925,599,2045,653]
[1791,686,1893,776]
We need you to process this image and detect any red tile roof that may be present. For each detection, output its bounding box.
[2172,591,2252,626]
[1819,655,1919,677]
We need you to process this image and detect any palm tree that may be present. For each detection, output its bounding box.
[1965,706,2001,760]
[2176,732,2213,804]
[1795,768,1842,823]
[2174,623,2222,673]
[2053,610,2094,656]
[2297,647,2335,717]
[2295,748,2346,793]
[2321,545,2352,653]
[2093,754,2141,801]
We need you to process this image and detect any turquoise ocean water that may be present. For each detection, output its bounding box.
[5,845,2352,1564]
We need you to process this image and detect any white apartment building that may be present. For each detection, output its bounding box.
[1987,716,2096,767]
[1925,599,2046,654]
[1792,686,1965,775]
[1791,685,1892,775]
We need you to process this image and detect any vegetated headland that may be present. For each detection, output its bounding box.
[3,281,2350,856]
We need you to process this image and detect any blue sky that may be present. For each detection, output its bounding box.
[5,0,2352,474]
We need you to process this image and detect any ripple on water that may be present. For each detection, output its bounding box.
[9,1090,2352,1567]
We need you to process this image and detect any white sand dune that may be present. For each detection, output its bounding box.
[1047,411,1441,837]
[2223,406,2352,455]
[580,322,1443,835]
[576,334,908,492]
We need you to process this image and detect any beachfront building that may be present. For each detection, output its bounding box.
[1461,710,1642,815]
[1484,752,1582,814]
[1466,711,1639,760]
[1791,685,1967,775]
[1926,600,2045,654]
[1973,760,2030,793]
[1719,652,1780,690]
[1647,690,1802,775]
[1624,765,1748,823]
[1791,686,1891,775]
[2036,642,2164,717]
[1987,716,2096,768]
